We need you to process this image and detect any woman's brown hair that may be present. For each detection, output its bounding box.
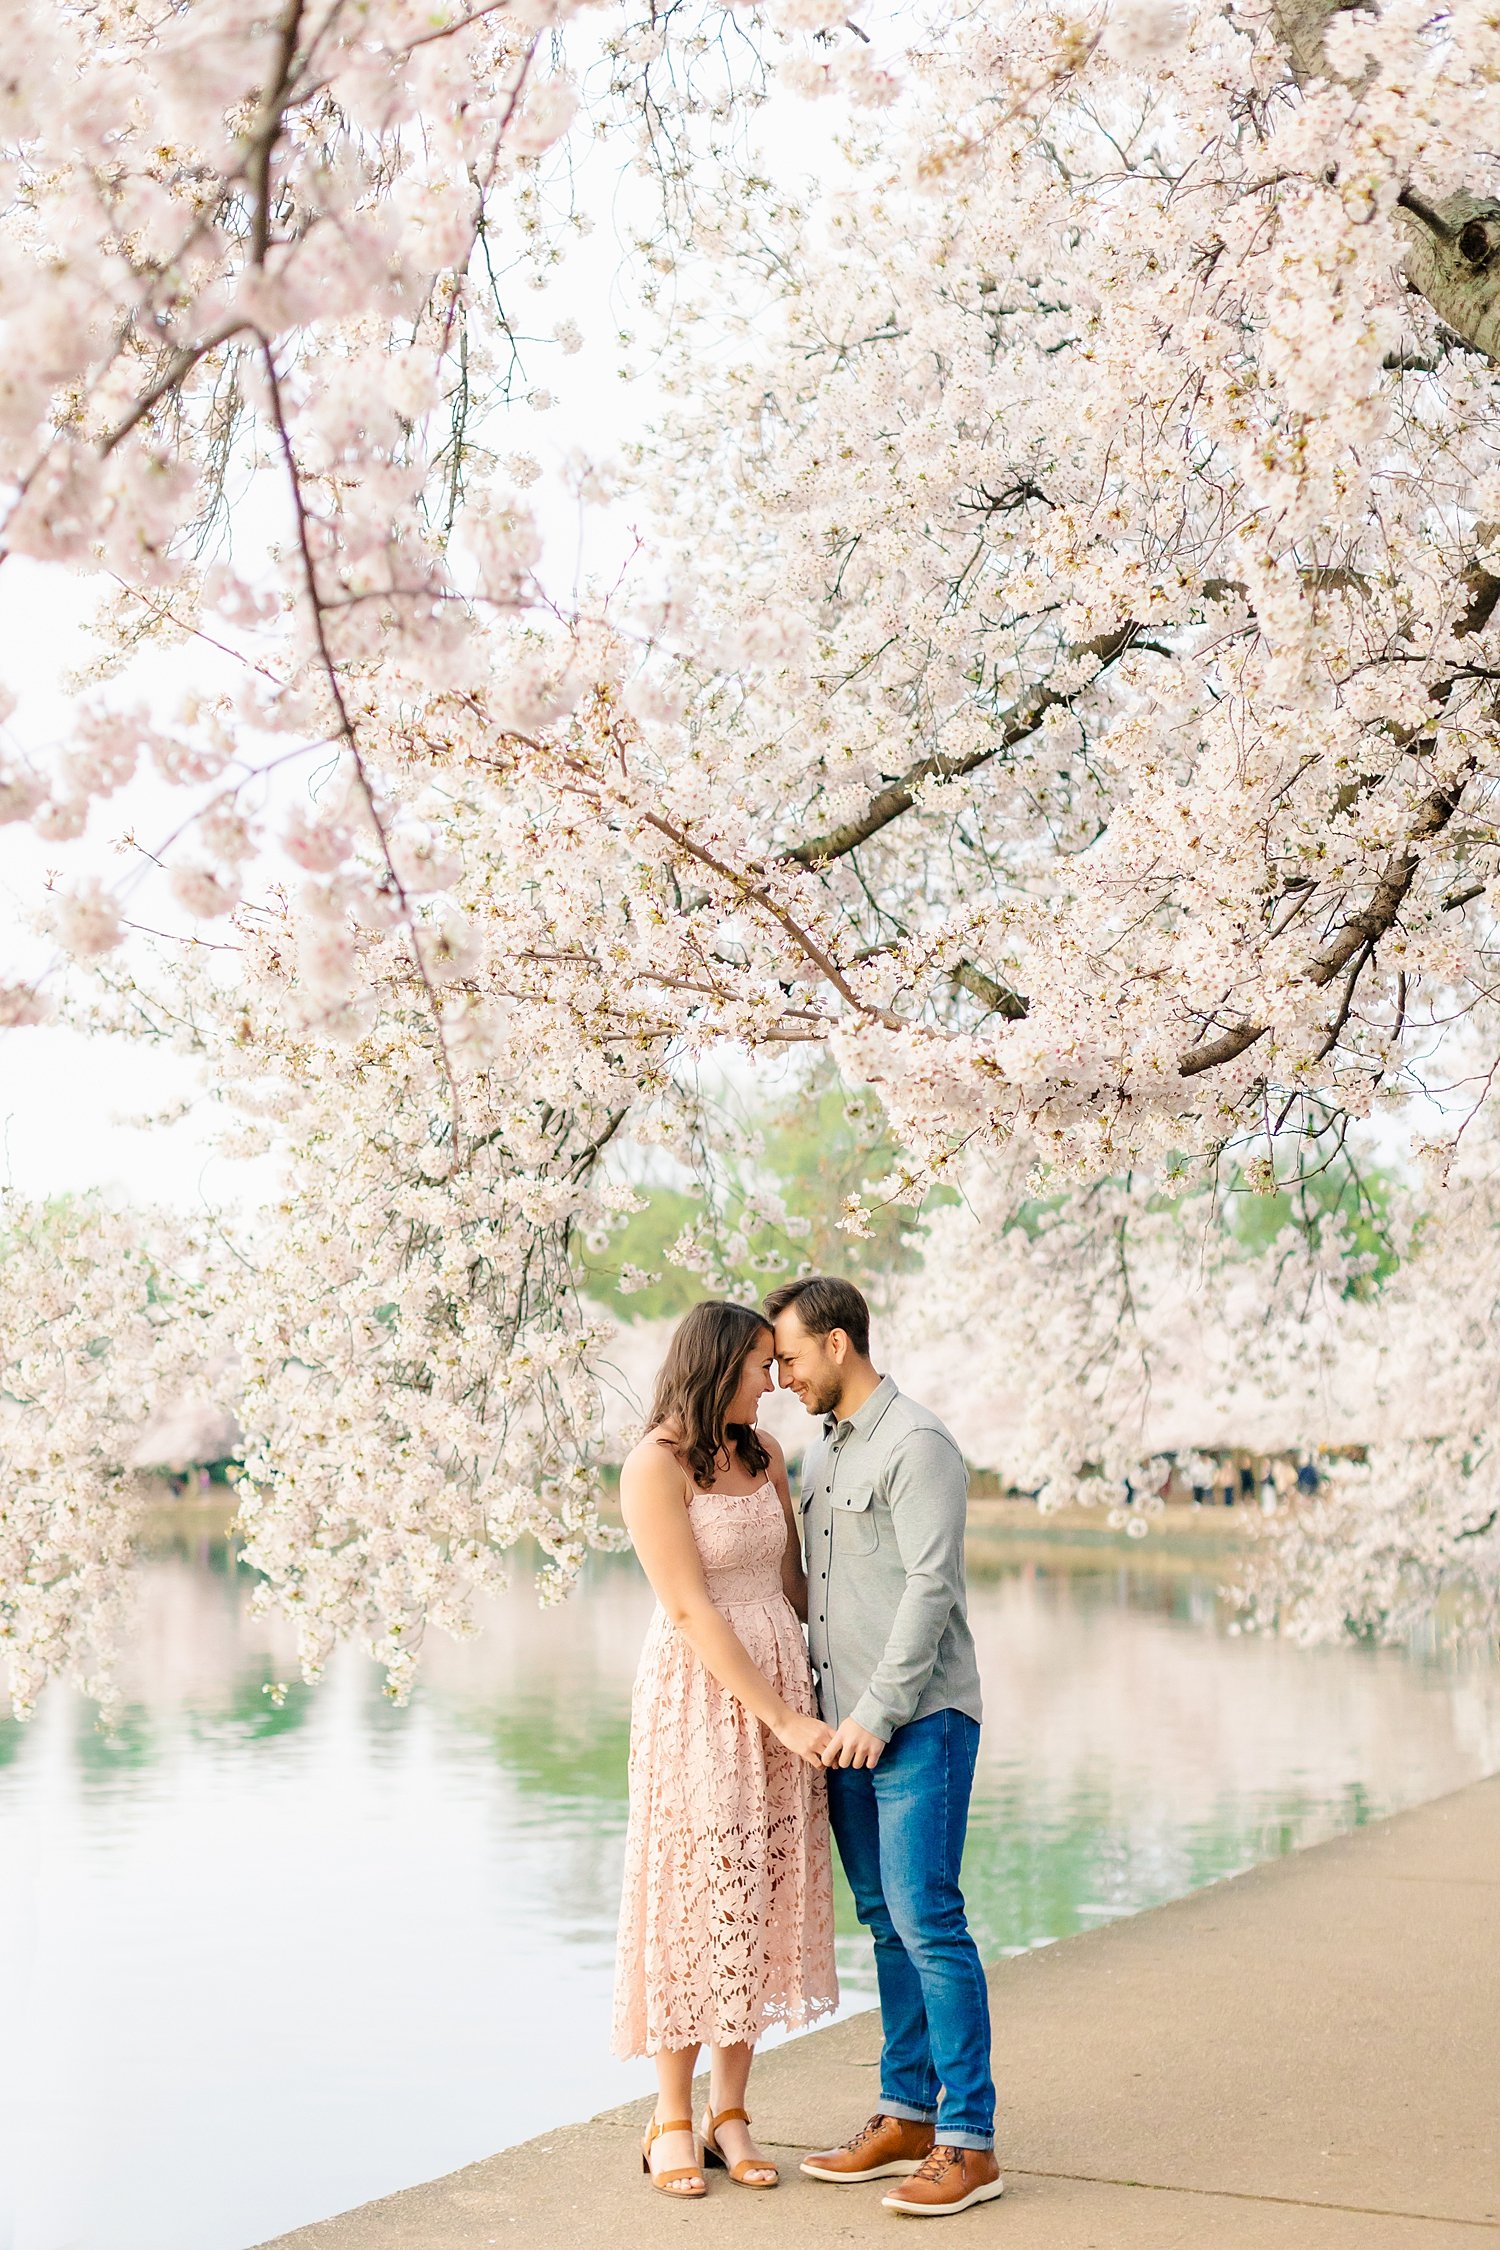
[649,1299,773,1490]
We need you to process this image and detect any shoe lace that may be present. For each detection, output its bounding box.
[849,2114,893,2152]
[912,2145,966,2184]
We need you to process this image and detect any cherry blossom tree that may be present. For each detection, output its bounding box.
[5,0,1500,1710]
[0,1190,233,1716]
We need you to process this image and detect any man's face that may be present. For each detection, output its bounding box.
[772,1308,846,1418]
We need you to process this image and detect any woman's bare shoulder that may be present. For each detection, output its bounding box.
[621,1427,688,1498]
[759,1427,788,1468]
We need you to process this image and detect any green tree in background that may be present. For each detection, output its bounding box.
[1222,1144,1404,1297]
[577,1069,1406,1326]
[577,1067,956,1321]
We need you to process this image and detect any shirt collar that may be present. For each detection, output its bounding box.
[824,1371,898,1444]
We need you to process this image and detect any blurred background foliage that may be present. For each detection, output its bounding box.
[575,1066,1406,1324]
[1222,1147,1403,1294]
[575,1062,959,1320]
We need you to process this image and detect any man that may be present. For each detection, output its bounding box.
[764,1274,1002,2219]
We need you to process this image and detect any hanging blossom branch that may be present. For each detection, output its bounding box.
[783,620,1146,865]
[256,336,465,1129]
[0,0,576,1009]
[774,622,1492,1086]
[1176,754,1481,1077]
[7,0,1500,1707]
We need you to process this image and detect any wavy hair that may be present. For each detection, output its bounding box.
[649,1299,773,1490]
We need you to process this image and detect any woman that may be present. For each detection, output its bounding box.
[611,1299,839,2197]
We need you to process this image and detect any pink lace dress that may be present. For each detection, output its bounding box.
[611,1479,839,2058]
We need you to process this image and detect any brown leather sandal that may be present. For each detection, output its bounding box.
[640,2115,706,2197]
[701,2104,780,2188]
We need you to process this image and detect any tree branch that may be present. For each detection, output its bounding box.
[100,318,248,455]
[256,336,464,1135]
[245,0,308,266]
[784,621,1141,865]
[1177,758,1476,1077]
[778,603,1241,1031]
[1176,1021,1269,1077]
[951,960,1029,1020]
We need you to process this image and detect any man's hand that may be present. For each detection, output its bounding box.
[820,1718,886,1769]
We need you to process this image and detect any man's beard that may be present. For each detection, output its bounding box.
[806,1371,845,1418]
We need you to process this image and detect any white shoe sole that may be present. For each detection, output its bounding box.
[801,2157,926,2183]
[881,2176,1006,2215]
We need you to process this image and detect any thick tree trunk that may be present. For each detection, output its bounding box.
[1271,0,1500,362]
[1396,191,1500,365]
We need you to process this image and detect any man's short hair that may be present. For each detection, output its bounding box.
[762,1274,871,1358]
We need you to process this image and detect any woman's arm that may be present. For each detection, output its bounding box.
[764,1432,808,1622]
[622,1443,830,1764]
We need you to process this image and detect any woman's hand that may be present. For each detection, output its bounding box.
[623,1441,822,1744]
[774,1708,835,1765]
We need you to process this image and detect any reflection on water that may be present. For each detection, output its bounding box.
[1,1510,1496,2250]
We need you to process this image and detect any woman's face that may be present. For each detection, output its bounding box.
[727,1330,776,1428]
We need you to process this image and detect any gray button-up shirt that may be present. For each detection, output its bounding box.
[799,1374,982,1742]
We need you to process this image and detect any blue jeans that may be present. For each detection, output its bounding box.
[826,1708,995,2149]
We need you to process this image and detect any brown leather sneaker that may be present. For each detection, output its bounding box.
[881,2144,1005,2216]
[800,2113,937,2183]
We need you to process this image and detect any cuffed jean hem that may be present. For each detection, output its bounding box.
[934,2129,995,2151]
[879,2098,938,2124]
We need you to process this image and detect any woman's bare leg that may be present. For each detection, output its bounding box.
[648,2045,704,2194]
[707,2041,777,2183]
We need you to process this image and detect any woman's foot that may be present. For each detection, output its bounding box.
[642,2116,705,2197]
[704,2105,778,2186]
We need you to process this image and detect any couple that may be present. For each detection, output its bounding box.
[610,1274,1002,2219]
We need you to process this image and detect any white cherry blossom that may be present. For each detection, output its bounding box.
[4,0,1500,1708]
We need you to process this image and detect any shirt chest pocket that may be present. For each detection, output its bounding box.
[832,1484,879,1557]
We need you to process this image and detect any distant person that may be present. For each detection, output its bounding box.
[611,1300,838,2198]
[765,1275,1004,2218]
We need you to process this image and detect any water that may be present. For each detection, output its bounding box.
[1,1508,1497,2250]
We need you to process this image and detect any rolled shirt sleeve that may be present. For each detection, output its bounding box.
[849,1426,969,1741]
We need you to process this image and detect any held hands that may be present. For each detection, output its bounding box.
[775,1708,836,1765]
[819,1718,886,1770]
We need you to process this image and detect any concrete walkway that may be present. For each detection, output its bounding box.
[256,1775,1499,2249]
